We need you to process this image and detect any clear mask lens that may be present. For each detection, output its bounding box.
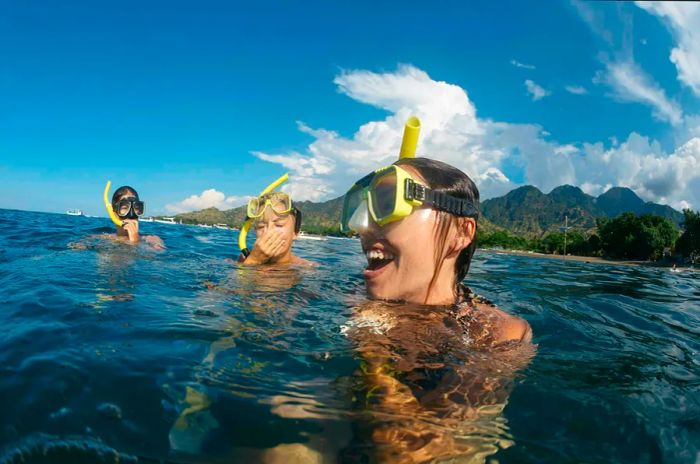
[370,171,398,220]
[346,198,370,232]
[132,201,144,216]
[341,184,366,232]
[117,201,131,216]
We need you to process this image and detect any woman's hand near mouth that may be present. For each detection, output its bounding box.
[122,220,139,243]
[245,229,286,265]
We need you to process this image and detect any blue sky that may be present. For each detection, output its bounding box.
[2,0,699,215]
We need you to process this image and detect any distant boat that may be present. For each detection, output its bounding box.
[214,223,229,229]
[66,209,83,216]
[198,224,213,228]
[154,217,177,224]
[297,232,326,241]
[141,216,154,222]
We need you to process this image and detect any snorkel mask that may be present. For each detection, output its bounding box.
[114,197,144,220]
[340,117,478,233]
[238,173,295,257]
[247,191,293,218]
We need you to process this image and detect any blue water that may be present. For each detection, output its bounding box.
[0,208,699,463]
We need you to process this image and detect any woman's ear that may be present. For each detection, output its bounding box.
[446,217,476,258]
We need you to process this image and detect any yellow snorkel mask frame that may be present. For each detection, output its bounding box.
[238,173,290,257]
[246,191,294,219]
[340,165,478,232]
[340,116,478,233]
[103,180,124,227]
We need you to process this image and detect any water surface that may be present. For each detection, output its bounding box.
[0,209,698,463]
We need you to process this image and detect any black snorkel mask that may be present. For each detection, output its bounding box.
[113,196,144,220]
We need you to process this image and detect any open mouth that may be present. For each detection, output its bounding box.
[365,249,395,272]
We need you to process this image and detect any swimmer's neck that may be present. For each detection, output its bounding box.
[269,249,294,265]
[416,276,460,306]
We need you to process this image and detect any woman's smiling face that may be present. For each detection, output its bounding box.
[359,166,457,304]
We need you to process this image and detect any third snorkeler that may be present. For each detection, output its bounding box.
[104,181,164,250]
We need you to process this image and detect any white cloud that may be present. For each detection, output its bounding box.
[555,144,579,156]
[576,134,700,210]
[573,2,686,127]
[165,189,249,214]
[510,59,536,70]
[565,85,588,95]
[596,60,683,126]
[524,80,551,101]
[252,65,700,209]
[572,0,614,46]
[636,2,700,96]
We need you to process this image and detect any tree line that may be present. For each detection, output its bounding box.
[478,209,700,262]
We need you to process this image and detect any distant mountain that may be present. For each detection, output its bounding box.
[173,196,346,234]
[172,184,683,238]
[596,187,681,223]
[481,185,683,237]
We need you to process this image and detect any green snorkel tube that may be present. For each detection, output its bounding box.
[238,173,289,258]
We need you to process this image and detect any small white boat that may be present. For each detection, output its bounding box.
[154,217,178,224]
[297,232,326,241]
[66,209,83,216]
[214,224,229,229]
[141,216,154,222]
[198,224,213,228]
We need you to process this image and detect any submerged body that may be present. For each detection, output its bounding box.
[342,157,533,462]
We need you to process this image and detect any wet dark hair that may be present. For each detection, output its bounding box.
[112,186,139,204]
[393,157,480,292]
[292,205,302,234]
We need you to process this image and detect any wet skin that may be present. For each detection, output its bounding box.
[242,209,312,266]
[351,165,533,462]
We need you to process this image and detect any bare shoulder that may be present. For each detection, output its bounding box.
[475,302,533,344]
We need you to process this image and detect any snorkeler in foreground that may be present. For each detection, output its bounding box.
[104,181,164,250]
[339,118,534,462]
[238,174,313,266]
[341,157,531,341]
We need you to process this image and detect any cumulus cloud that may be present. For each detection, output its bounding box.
[565,85,588,95]
[524,80,551,101]
[510,59,536,70]
[636,2,700,96]
[252,65,700,209]
[165,189,249,214]
[596,60,683,126]
[577,134,700,209]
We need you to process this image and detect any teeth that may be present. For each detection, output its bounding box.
[365,250,394,261]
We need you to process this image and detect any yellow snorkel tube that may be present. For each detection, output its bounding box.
[399,116,421,159]
[103,180,124,227]
[238,173,289,257]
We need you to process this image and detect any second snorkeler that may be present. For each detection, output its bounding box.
[238,174,312,266]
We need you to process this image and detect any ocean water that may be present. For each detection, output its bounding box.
[0,208,698,463]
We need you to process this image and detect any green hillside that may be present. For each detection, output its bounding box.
[171,184,683,239]
[481,185,683,237]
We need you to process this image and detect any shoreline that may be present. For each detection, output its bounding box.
[483,248,699,272]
